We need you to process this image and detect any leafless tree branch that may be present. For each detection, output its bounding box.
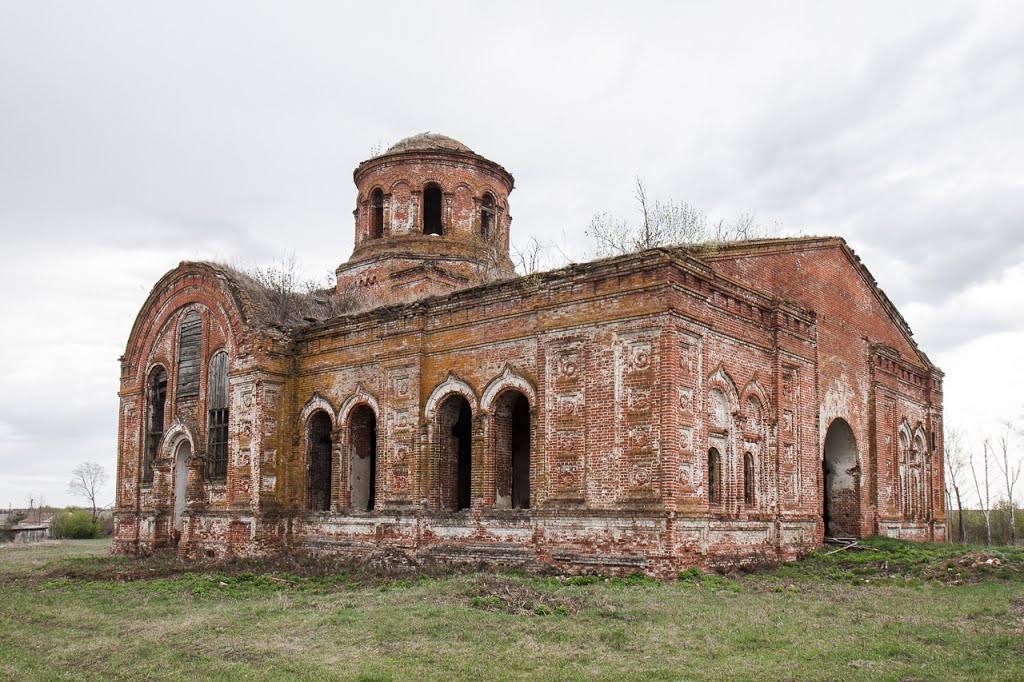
[68,461,109,521]
[585,176,776,257]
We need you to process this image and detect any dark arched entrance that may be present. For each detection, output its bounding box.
[348,404,377,511]
[307,411,333,512]
[823,418,860,538]
[493,390,530,510]
[435,394,472,511]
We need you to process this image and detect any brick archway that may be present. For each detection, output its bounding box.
[823,418,860,538]
[431,394,473,512]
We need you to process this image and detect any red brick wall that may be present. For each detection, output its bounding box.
[116,242,944,570]
[704,239,944,540]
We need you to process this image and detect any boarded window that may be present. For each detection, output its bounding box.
[480,194,495,239]
[143,367,167,483]
[743,452,755,506]
[370,189,384,239]
[206,351,229,479]
[423,184,443,235]
[176,311,202,397]
[708,448,721,504]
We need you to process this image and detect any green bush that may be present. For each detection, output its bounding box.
[678,567,703,584]
[97,514,114,537]
[50,510,99,539]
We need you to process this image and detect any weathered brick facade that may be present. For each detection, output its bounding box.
[113,133,945,575]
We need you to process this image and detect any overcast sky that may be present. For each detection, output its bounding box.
[1,1,1022,510]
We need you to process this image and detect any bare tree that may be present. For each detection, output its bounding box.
[943,427,969,543]
[226,253,365,327]
[68,461,109,521]
[510,234,574,276]
[247,251,307,326]
[970,438,994,545]
[586,176,772,257]
[994,426,1022,545]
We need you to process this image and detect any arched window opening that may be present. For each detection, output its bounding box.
[348,404,378,511]
[708,448,721,504]
[143,367,167,483]
[743,452,755,506]
[480,194,495,239]
[176,310,202,397]
[435,395,472,511]
[423,184,443,235]
[307,411,333,512]
[370,189,384,240]
[494,390,530,510]
[206,351,229,479]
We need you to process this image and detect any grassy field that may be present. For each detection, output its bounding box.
[1,538,1023,681]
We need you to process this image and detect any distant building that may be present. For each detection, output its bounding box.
[113,133,945,574]
[15,525,50,543]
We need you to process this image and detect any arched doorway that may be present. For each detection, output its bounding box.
[348,404,378,511]
[435,394,473,511]
[493,390,530,509]
[307,411,333,512]
[823,418,860,538]
[172,440,192,532]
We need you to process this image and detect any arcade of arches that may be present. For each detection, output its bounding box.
[302,388,533,515]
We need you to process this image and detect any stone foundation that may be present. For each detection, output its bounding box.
[116,509,827,577]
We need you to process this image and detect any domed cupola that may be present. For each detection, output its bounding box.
[336,132,516,306]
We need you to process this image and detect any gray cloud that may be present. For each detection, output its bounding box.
[1,1,1023,507]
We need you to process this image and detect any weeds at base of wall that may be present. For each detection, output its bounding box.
[26,536,1024,608]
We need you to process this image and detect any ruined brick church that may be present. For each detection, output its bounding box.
[114,133,945,574]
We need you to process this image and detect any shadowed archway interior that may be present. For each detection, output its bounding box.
[348,404,377,511]
[493,390,530,510]
[823,418,860,538]
[434,395,473,511]
[307,411,333,512]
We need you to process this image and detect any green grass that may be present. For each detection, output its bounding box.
[1,537,1023,681]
